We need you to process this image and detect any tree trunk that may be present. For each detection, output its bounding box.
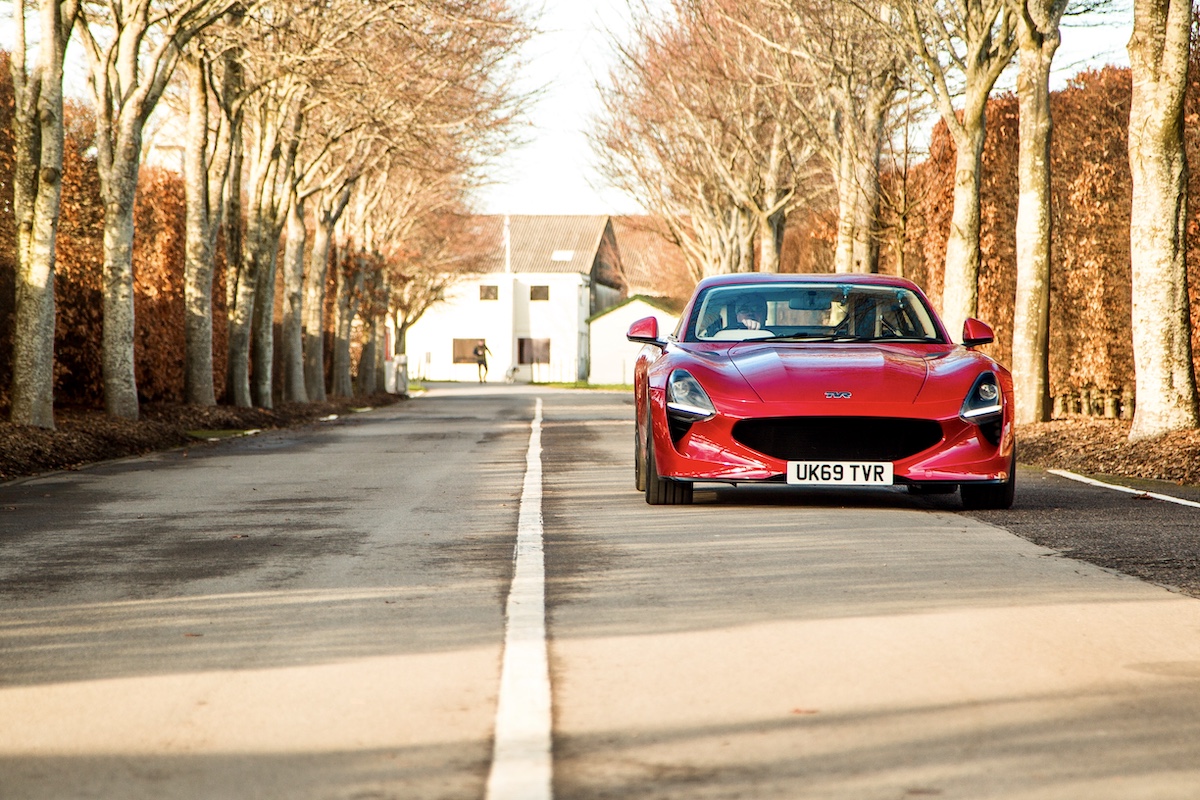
[183,57,217,406]
[9,0,75,429]
[940,122,986,340]
[226,238,259,408]
[331,256,363,398]
[851,88,890,275]
[1010,2,1064,424]
[757,123,785,273]
[250,237,279,409]
[304,219,334,402]
[224,124,244,323]
[229,89,299,408]
[833,122,857,274]
[281,192,308,403]
[737,208,755,273]
[1127,0,1198,440]
[303,186,351,401]
[100,162,141,420]
[356,314,377,395]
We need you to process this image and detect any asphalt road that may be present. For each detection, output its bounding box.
[3,385,1200,799]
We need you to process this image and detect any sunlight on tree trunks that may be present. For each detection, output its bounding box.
[1010,0,1068,424]
[9,0,80,429]
[77,0,239,419]
[1126,0,1198,441]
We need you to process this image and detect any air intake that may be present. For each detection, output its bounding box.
[732,417,943,462]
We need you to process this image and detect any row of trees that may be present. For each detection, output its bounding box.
[7,0,531,428]
[596,0,1196,443]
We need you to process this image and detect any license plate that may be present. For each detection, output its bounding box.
[787,461,894,486]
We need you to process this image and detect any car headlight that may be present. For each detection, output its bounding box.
[667,369,716,420]
[960,372,1003,445]
[960,372,1002,421]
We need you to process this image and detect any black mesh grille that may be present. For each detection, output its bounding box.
[732,417,944,461]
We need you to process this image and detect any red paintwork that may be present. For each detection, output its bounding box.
[629,273,1015,487]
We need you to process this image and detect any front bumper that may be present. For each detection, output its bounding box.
[650,395,1014,485]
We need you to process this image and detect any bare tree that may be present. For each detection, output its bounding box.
[729,0,903,273]
[181,19,242,406]
[76,0,238,419]
[233,0,530,406]
[876,69,933,280]
[1126,0,1197,439]
[872,0,1017,336]
[328,178,378,397]
[595,2,823,280]
[233,70,304,408]
[302,182,353,401]
[224,0,383,407]
[1006,0,1069,424]
[386,207,492,357]
[9,0,81,428]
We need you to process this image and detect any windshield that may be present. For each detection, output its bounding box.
[686,283,944,344]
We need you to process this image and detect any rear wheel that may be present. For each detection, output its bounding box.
[644,426,693,505]
[960,451,1016,510]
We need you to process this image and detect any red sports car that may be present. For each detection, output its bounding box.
[627,274,1015,508]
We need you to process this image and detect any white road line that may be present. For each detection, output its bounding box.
[1048,468,1200,509]
[486,397,553,800]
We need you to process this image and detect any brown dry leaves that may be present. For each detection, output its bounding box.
[0,394,401,483]
[1019,418,1200,485]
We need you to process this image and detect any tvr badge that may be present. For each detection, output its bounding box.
[825,391,852,399]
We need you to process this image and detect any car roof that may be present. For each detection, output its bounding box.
[692,273,925,292]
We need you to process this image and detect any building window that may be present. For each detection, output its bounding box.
[530,285,549,301]
[453,338,485,364]
[518,338,550,365]
[480,285,498,301]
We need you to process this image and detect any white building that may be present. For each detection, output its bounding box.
[405,215,625,383]
[587,295,684,386]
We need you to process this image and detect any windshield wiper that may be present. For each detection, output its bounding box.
[761,334,834,342]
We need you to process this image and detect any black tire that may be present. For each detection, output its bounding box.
[960,452,1016,510]
[634,425,646,492]
[644,427,693,505]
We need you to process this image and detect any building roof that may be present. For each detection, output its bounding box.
[587,294,687,323]
[464,215,614,276]
[610,215,692,299]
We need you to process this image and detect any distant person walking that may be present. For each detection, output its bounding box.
[473,340,492,383]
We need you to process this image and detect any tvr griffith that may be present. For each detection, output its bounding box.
[627,273,1015,509]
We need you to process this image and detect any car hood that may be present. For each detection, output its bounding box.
[728,344,930,404]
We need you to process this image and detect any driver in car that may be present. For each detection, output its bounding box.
[731,293,767,330]
[699,292,768,337]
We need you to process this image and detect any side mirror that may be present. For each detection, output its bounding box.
[962,318,995,348]
[627,316,665,346]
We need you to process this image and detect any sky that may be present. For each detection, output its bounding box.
[473,0,1136,218]
[472,0,650,216]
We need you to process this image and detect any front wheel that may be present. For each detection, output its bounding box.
[644,426,693,505]
[960,452,1016,510]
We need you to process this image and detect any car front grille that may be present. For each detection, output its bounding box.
[731,417,944,462]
